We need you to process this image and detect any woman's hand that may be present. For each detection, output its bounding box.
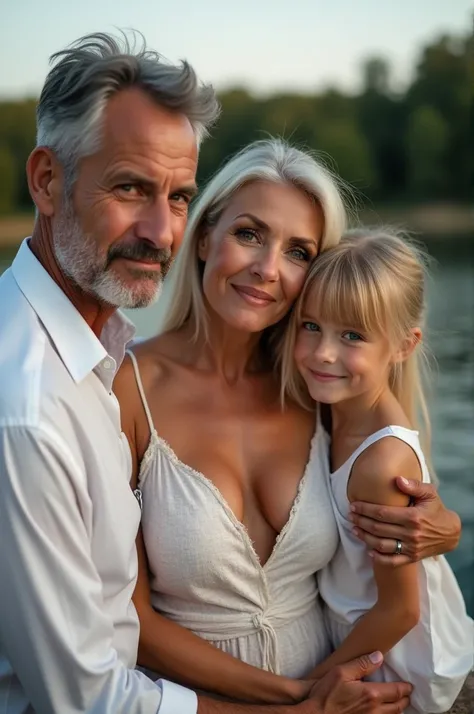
[304,652,412,713]
[349,477,461,565]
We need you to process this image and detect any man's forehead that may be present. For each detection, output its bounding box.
[102,88,198,156]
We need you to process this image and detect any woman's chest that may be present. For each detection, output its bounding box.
[141,427,338,595]
[152,391,315,538]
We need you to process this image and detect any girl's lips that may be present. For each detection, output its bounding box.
[309,369,343,382]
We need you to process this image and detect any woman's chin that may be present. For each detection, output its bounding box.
[214,307,281,334]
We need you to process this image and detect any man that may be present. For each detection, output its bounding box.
[0,32,461,714]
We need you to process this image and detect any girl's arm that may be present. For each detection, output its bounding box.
[113,358,311,705]
[310,437,422,679]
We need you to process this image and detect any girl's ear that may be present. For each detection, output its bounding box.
[394,327,422,363]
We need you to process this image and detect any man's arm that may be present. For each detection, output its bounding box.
[197,652,412,714]
[0,424,193,714]
[350,477,461,565]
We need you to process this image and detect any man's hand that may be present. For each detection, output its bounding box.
[350,477,461,565]
[305,652,411,713]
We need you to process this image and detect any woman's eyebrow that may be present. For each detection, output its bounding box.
[234,212,269,230]
[234,214,318,246]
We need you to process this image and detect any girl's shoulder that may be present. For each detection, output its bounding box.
[347,426,423,506]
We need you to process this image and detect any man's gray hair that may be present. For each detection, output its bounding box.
[36,31,220,188]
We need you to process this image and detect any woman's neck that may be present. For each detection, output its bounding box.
[181,316,265,385]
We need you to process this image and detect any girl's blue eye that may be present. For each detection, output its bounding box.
[343,331,363,342]
[302,321,320,332]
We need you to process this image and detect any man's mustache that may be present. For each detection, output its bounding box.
[106,241,172,269]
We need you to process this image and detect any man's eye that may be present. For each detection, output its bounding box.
[170,193,191,204]
[117,184,139,195]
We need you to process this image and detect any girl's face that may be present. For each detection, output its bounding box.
[198,180,323,334]
[294,297,397,405]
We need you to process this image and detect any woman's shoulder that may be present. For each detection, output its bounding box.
[122,332,186,383]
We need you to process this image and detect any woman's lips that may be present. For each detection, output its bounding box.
[232,284,276,307]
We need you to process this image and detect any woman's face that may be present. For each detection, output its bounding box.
[198,180,324,333]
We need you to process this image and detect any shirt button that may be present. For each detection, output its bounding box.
[103,359,112,369]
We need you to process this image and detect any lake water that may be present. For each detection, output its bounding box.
[1,237,473,615]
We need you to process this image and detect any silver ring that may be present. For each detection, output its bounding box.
[394,539,403,556]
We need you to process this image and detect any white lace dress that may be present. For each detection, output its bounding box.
[127,351,339,679]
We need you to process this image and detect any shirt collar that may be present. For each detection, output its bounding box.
[11,239,136,384]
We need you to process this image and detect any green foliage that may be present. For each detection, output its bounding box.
[0,20,472,212]
[0,100,36,210]
[407,105,449,196]
[0,145,18,214]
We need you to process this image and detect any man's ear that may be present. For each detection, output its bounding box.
[26,147,63,217]
[394,327,422,363]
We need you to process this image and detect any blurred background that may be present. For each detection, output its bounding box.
[1,1,473,614]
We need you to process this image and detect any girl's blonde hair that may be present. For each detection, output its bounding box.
[154,138,349,347]
[280,227,433,463]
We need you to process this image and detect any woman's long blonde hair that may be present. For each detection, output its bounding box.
[154,139,350,349]
[280,227,433,463]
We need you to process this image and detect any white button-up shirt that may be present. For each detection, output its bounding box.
[0,240,197,714]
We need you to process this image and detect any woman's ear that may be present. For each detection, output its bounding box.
[394,328,422,363]
[197,225,210,261]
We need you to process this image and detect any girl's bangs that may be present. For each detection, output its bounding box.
[302,254,387,335]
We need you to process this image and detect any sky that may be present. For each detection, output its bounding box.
[1,0,472,98]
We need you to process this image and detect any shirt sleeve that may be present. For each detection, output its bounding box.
[0,425,197,714]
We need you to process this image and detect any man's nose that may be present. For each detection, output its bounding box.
[136,197,173,251]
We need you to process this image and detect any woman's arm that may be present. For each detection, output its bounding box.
[134,528,311,704]
[310,439,422,679]
[113,357,311,705]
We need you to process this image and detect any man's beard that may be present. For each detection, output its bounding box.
[52,197,172,309]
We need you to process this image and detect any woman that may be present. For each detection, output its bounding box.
[114,139,461,705]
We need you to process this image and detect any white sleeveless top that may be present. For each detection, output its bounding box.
[318,425,474,714]
[128,351,339,680]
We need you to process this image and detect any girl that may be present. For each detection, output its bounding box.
[281,227,473,713]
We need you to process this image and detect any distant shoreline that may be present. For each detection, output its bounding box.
[0,203,473,249]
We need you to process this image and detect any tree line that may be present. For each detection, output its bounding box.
[0,25,472,216]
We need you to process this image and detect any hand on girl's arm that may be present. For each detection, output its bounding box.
[309,438,422,680]
[350,476,461,564]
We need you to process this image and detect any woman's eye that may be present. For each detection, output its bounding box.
[235,228,259,242]
[343,331,363,342]
[288,247,310,262]
[302,321,320,332]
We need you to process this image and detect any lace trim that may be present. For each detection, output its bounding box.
[137,425,322,573]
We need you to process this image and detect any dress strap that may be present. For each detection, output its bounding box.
[345,426,430,484]
[125,349,155,437]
